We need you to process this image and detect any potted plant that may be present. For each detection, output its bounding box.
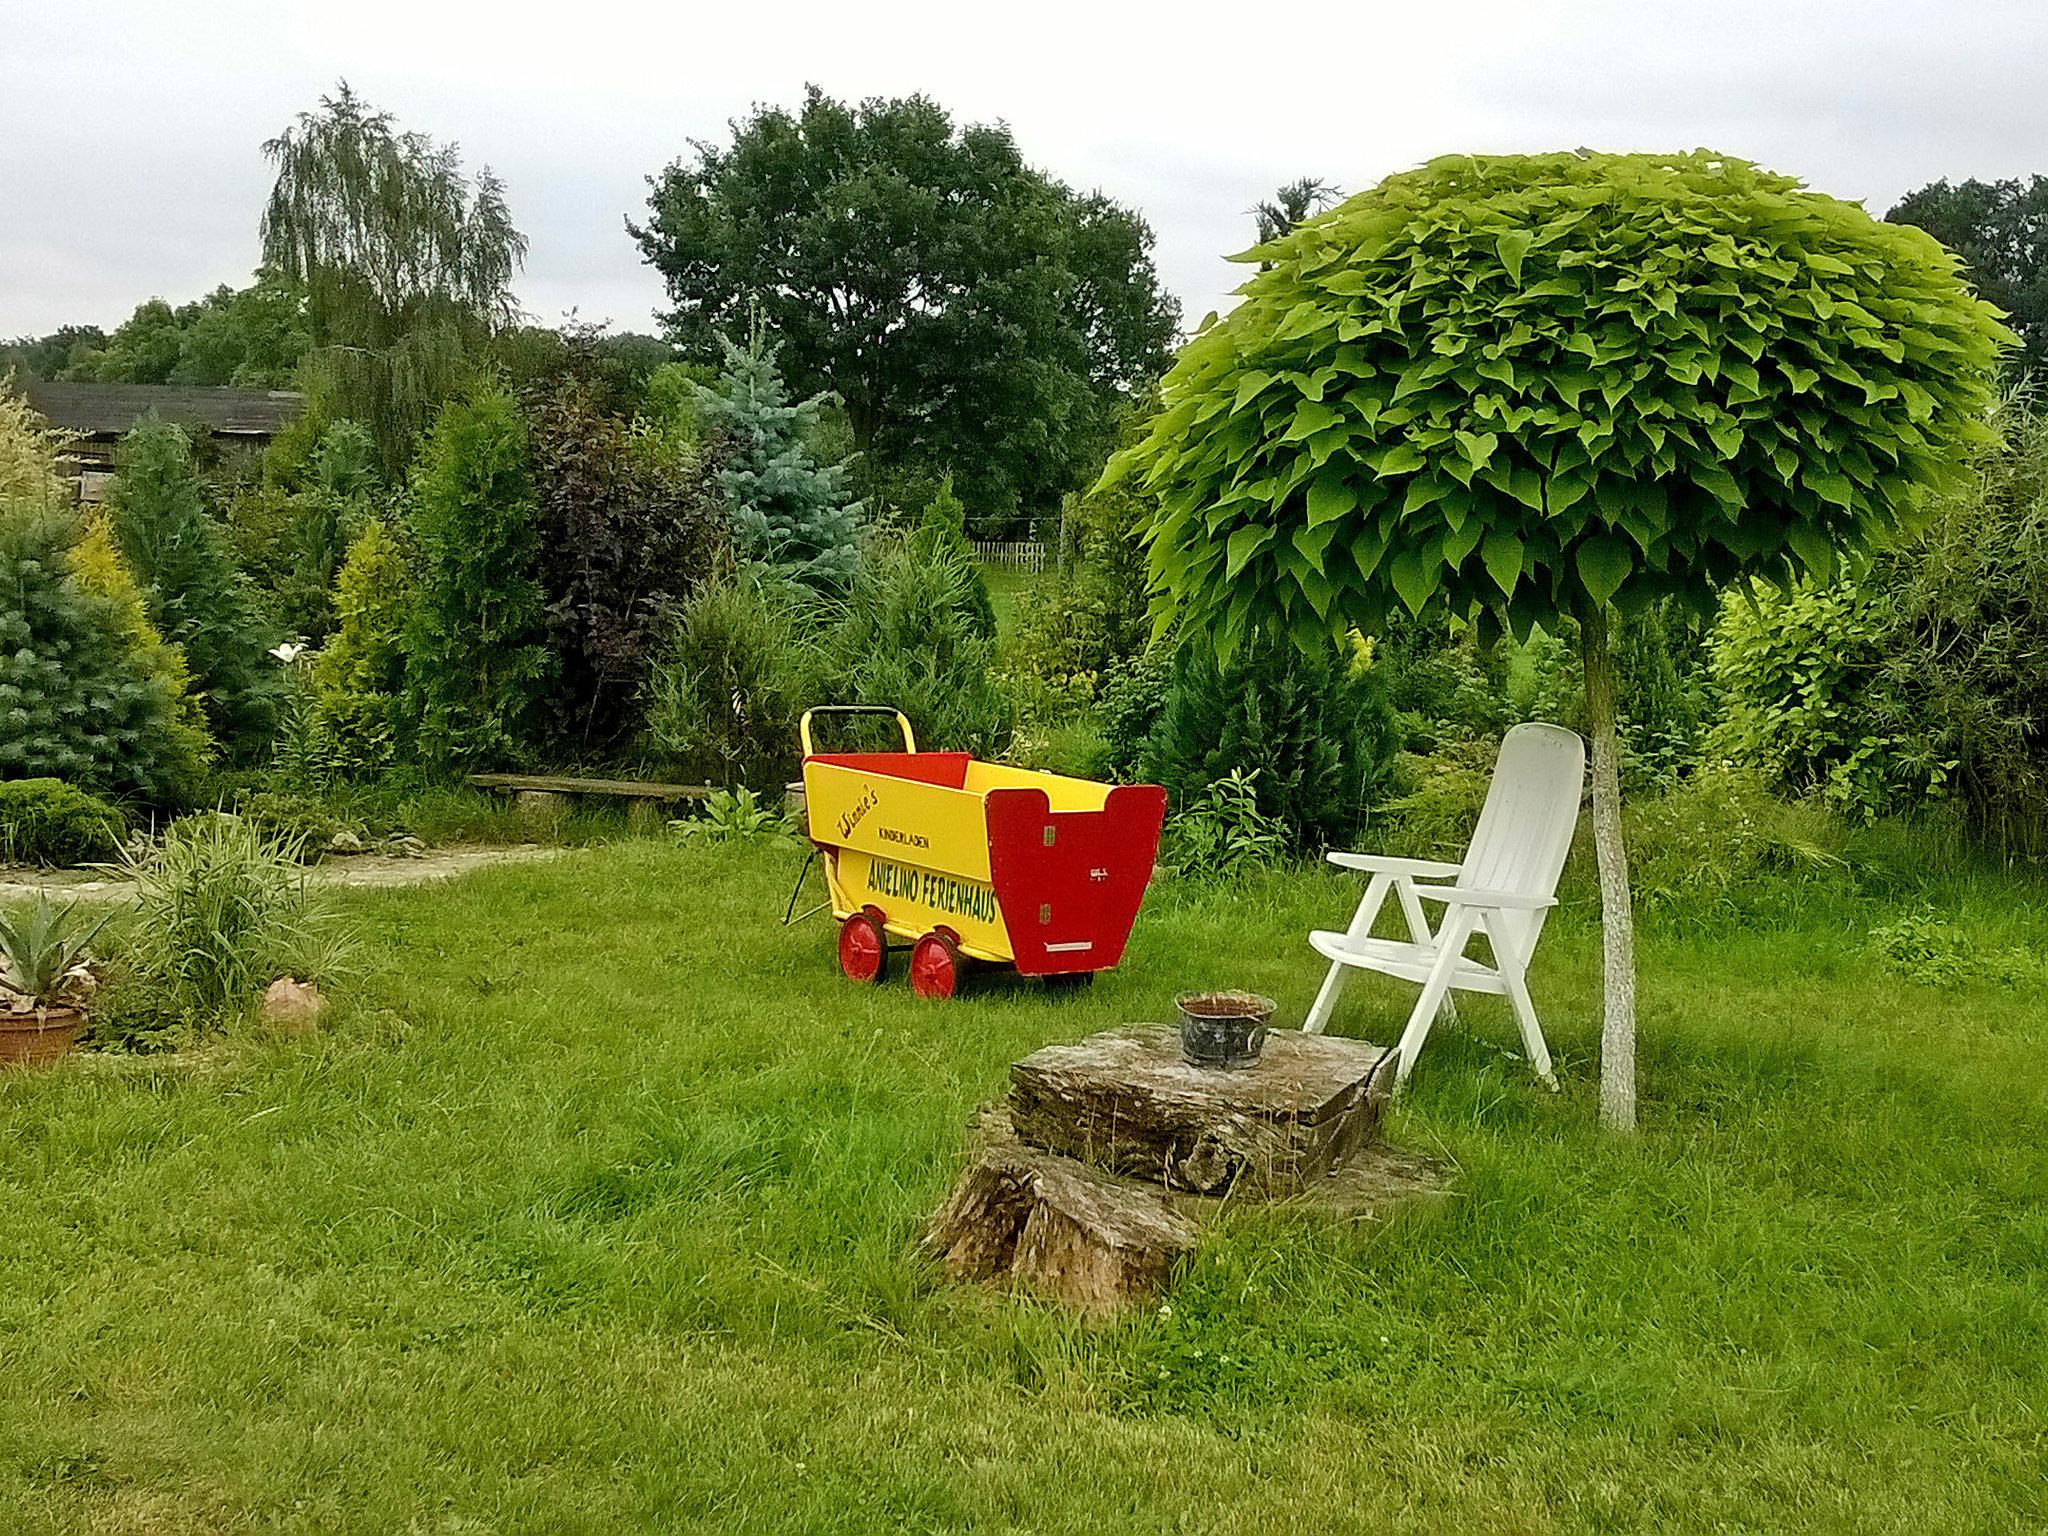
[0,895,106,1069]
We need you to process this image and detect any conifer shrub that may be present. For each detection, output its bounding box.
[0,498,205,804]
[0,778,125,866]
[70,515,215,781]
[402,384,553,769]
[1141,633,1399,850]
[306,517,414,781]
[105,417,282,758]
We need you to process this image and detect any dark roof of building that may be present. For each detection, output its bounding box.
[19,380,304,439]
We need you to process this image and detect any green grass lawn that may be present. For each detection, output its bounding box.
[3,841,2045,1532]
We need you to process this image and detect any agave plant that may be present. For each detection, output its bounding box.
[0,895,107,1014]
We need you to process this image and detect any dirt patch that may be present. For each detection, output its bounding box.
[0,845,565,904]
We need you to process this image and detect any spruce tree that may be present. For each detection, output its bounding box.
[694,330,860,590]
[402,384,552,768]
[105,417,281,759]
[0,498,204,804]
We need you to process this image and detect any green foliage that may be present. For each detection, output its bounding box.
[1112,151,2013,650]
[0,377,76,503]
[120,812,320,1021]
[642,574,820,791]
[304,517,414,782]
[57,275,309,387]
[1616,765,1849,925]
[524,370,726,753]
[1707,578,1943,821]
[0,778,124,866]
[1369,741,1498,858]
[671,786,796,844]
[1095,648,1175,781]
[262,82,527,471]
[825,539,1012,758]
[634,86,1179,521]
[225,419,382,644]
[1867,907,2043,987]
[105,417,282,758]
[0,500,206,804]
[0,894,106,1010]
[1162,768,1290,879]
[0,325,108,382]
[1888,175,2048,376]
[693,329,860,591]
[1711,395,2048,846]
[1141,633,1398,848]
[402,385,553,770]
[1010,483,1155,716]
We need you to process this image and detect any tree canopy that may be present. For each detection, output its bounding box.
[1888,174,2048,376]
[1112,151,2012,653]
[262,82,528,470]
[53,277,308,388]
[632,86,1180,522]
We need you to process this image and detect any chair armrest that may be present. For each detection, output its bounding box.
[1326,852,1464,878]
[1408,884,1557,911]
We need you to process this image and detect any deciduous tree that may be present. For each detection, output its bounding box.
[1109,151,2010,1129]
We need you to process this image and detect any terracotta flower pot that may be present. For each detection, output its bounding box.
[0,1007,86,1070]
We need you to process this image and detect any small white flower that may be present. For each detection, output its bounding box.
[270,641,309,664]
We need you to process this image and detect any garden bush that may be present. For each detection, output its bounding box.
[0,778,125,866]
[824,538,1011,758]
[1161,768,1290,879]
[1141,632,1398,849]
[402,384,553,769]
[105,417,282,758]
[1,377,74,503]
[642,573,821,791]
[0,499,206,804]
[525,372,726,754]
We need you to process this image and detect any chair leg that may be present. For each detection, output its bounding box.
[1393,908,1476,1085]
[1488,918,1558,1090]
[1304,874,1391,1034]
[1395,878,1458,1026]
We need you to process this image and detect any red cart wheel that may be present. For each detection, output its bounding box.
[838,908,888,984]
[909,930,964,1000]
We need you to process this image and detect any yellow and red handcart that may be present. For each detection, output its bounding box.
[798,707,1167,998]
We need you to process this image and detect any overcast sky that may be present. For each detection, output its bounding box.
[5,1,2046,342]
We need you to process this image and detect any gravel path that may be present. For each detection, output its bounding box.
[0,845,565,904]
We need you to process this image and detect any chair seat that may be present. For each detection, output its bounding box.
[1308,929,1510,995]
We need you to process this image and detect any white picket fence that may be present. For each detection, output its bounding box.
[968,539,1050,573]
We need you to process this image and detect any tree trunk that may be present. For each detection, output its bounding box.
[1578,607,1637,1132]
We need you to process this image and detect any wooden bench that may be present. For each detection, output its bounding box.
[468,774,712,830]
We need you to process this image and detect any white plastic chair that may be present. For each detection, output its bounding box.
[1303,722,1585,1087]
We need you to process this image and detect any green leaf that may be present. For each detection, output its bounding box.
[1368,443,1426,477]
[1574,534,1634,605]
[1481,529,1524,595]
[1388,548,1438,614]
[1225,525,1270,580]
[1232,371,1275,411]
[1306,474,1354,527]
[1454,430,1499,471]
[1496,230,1534,286]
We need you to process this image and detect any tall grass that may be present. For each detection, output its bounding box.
[120,813,320,1019]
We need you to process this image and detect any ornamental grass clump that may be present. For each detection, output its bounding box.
[1108,150,2012,1128]
[122,813,320,1022]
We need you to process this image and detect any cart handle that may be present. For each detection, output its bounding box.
[799,706,916,758]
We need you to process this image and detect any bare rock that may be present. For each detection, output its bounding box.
[261,977,327,1034]
[325,829,367,856]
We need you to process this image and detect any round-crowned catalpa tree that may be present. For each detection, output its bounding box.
[1105,151,2011,1130]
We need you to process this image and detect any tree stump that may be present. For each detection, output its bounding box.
[1008,1025,1396,1195]
[921,1112,1196,1316]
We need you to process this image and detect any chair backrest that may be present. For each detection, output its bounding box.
[1456,722,1586,955]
